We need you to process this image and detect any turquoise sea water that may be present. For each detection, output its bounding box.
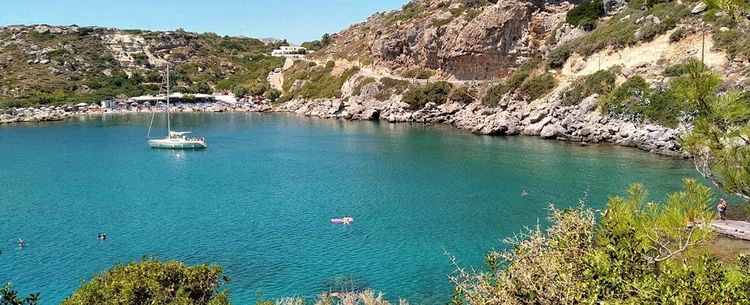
[0,113,700,304]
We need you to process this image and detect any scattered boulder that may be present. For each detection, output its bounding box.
[692,2,708,14]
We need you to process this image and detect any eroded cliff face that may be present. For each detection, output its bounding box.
[372,1,536,79]
[315,0,563,80]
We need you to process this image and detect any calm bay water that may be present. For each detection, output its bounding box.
[0,113,699,304]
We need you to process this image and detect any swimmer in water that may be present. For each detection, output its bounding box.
[522,190,529,196]
[18,238,25,249]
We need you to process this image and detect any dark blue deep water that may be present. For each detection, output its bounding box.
[0,113,700,304]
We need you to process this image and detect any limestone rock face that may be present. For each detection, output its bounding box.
[335,0,550,80]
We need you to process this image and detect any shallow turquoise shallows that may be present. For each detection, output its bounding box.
[0,113,700,304]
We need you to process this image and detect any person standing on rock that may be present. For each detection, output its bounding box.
[718,198,728,221]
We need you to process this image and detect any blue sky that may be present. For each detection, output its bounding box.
[0,0,409,43]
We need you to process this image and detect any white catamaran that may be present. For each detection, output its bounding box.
[147,65,207,149]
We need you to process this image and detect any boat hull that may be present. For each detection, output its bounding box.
[148,139,207,149]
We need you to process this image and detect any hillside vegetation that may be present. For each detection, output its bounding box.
[0,25,284,108]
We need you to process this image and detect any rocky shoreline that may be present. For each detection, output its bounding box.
[272,92,686,157]
[1,106,77,124]
[1,96,686,157]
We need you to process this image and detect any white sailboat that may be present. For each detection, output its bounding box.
[147,65,207,149]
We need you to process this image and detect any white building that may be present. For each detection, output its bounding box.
[271,46,308,58]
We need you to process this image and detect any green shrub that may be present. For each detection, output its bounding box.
[603,75,650,113]
[353,77,377,96]
[1,283,39,305]
[548,46,573,69]
[604,74,695,127]
[264,88,281,101]
[190,81,212,94]
[61,259,230,305]
[402,68,435,79]
[380,77,410,92]
[566,0,605,28]
[401,81,452,109]
[483,83,506,107]
[713,28,750,59]
[0,98,34,109]
[375,77,410,101]
[664,60,705,77]
[517,73,557,101]
[669,28,690,42]
[506,57,542,90]
[634,88,689,127]
[482,57,543,104]
[562,70,616,106]
[448,86,477,104]
[130,52,149,66]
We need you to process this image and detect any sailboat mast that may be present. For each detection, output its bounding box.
[166,64,171,134]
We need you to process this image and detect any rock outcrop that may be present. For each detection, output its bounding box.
[272,91,685,157]
[314,0,562,80]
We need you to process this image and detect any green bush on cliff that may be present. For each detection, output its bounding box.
[664,59,707,77]
[604,75,686,127]
[547,46,573,69]
[603,75,650,112]
[402,68,435,80]
[402,81,452,109]
[482,83,506,107]
[566,0,605,29]
[353,77,377,96]
[263,88,281,101]
[375,77,410,101]
[713,27,750,59]
[516,73,557,101]
[483,57,544,105]
[61,259,230,305]
[562,70,616,106]
[448,85,477,104]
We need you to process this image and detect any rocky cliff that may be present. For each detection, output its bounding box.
[280,0,750,156]
[313,0,562,80]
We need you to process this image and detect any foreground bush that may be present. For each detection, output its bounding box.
[1,283,39,305]
[62,259,230,305]
[450,179,750,304]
